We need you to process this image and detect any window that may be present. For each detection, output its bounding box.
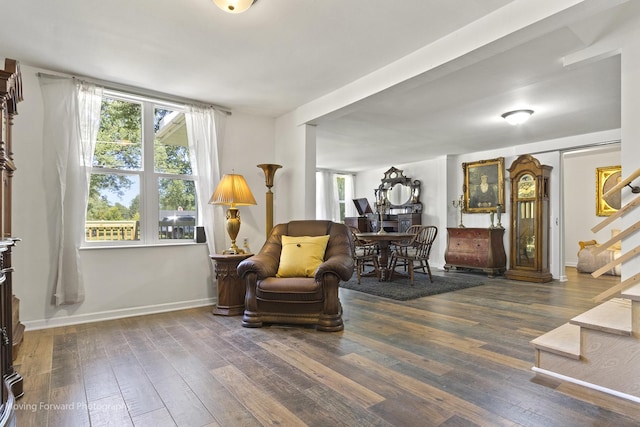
[85,91,197,244]
[336,175,346,222]
[316,171,355,222]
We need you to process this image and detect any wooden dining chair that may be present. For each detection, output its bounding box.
[390,225,438,284]
[348,226,381,283]
[389,225,422,273]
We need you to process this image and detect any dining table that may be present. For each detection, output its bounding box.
[355,231,415,281]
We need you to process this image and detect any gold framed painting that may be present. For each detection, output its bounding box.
[596,165,621,216]
[462,157,505,213]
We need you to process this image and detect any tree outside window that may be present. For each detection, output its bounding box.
[86,93,197,243]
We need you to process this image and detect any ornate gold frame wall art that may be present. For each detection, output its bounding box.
[462,157,505,213]
[596,165,621,216]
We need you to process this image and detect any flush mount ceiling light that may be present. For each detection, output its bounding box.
[501,109,534,125]
[213,0,256,13]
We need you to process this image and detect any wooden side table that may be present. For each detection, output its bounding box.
[210,253,253,316]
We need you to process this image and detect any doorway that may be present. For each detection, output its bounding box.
[561,142,621,280]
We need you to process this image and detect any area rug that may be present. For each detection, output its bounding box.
[340,271,485,301]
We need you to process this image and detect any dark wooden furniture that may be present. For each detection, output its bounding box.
[390,225,438,284]
[210,253,253,316]
[444,227,506,277]
[344,216,373,233]
[346,212,421,233]
[348,227,380,284]
[504,154,553,282]
[347,167,423,233]
[356,232,415,281]
[373,167,423,231]
[0,58,23,419]
[385,212,421,233]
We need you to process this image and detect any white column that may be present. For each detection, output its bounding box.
[621,40,640,278]
[274,112,317,222]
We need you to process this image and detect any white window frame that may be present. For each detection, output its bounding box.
[83,89,197,247]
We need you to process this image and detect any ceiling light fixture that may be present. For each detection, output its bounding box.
[501,109,534,125]
[213,0,256,14]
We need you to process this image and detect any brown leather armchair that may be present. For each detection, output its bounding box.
[237,220,354,331]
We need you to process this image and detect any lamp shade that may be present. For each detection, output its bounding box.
[209,174,257,207]
[501,109,534,125]
[213,0,255,13]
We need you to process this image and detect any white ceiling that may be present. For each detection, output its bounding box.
[1,0,634,172]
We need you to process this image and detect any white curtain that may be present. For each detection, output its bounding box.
[317,171,357,221]
[344,174,357,217]
[185,106,225,255]
[40,76,103,305]
[316,170,337,220]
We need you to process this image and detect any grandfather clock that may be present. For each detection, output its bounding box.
[504,154,553,283]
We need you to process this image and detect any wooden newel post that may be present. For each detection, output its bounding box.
[257,164,282,239]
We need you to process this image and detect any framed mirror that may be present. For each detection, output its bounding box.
[375,167,422,213]
[388,183,412,206]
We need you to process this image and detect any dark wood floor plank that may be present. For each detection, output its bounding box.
[47,384,91,427]
[13,328,53,377]
[84,369,121,402]
[14,372,50,427]
[131,407,178,427]
[87,394,133,427]
[258,339,386,408]
[341,353,515,426]
[112,362,166,418]
[153,325,261,426]
[300,384,396,427]
[212,364,307,426]
[139,353,216,426]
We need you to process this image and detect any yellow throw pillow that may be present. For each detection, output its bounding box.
[276,235,330,278]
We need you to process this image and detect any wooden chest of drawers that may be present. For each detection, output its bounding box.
[444,228,506,277]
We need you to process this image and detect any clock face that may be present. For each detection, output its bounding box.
[517,174,535,198]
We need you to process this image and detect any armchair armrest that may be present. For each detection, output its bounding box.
[237,253,279,279]
[316,253,354,282]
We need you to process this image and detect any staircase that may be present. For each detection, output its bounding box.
[531,170,640,402]
[531,287,640,401]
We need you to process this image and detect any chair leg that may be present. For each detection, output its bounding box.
[373,257,381,281]
[357,260,362,284]
[389,257,398,281]
[415,260,427,274]
[426,261,433,283]
[409,261,415,285]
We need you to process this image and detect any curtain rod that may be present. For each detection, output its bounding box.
[36,71,232,115]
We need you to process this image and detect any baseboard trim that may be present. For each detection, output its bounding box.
[532,366,640,403]
[23,298,216,331]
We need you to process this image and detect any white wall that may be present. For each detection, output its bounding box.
[563,145,621,266]
[218,111,276,252]
[11,64,276,328]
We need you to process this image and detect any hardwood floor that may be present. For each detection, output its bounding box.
[13,268,640,426]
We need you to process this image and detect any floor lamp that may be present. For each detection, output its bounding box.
[257,164,282,239]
